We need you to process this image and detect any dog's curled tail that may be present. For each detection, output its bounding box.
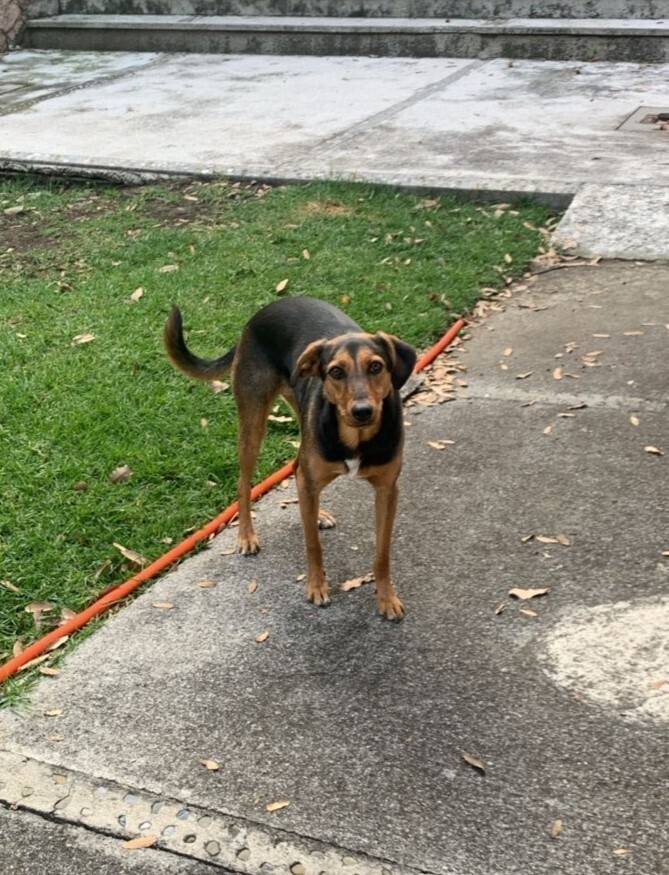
[164,306,236,380]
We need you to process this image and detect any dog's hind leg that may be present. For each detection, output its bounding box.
[233,358,281,555]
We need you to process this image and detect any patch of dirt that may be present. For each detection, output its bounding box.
[304,199,355,218]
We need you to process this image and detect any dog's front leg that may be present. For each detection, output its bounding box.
[295,464,332,607]
[368,467,405,621]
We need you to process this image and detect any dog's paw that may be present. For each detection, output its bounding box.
[307,579,332,607]
[317,508,337,530]
[377,591,405,621]
[237,532,260,555]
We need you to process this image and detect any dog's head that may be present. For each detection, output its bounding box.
[292,332,416,429]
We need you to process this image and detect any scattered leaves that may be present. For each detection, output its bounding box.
[509,587,548,600]
[39,666,60,677]
[129,287,144,302]
[256,631,269,643]
[45,708,63,717]
[266,799,290,812]
[549,819,563,839]
[516,371,533,380]
[113,543,148,568]
[248,580,258,594]
[71,333,96,346]
[495,602,506,615]
[519,608,538,617]
[340,572,374,592]
[110,464,132,483]
[1,579,20,593]
[461,751,486,774]
[612,848,630,857]
[197,579,217,589]
[209,380,229,394]
[158,263,179,273]
[152,602,174,610]
[650,678,667,690]
[200,759,220,771]
[275,278,289,295]
[123,835,159,850]
[428,439,455,450]
[645,446,664,456]
[630,415,640,427]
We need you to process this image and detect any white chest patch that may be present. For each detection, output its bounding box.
[345,457,361,478]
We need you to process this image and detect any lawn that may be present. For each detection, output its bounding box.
[0,176,557,698]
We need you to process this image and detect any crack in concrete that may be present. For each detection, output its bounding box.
[276,59,485,168]
[0,53,172,118]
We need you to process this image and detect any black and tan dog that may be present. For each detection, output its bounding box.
[164,296,416,620]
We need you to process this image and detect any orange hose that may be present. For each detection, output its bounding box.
[0,319,465,683]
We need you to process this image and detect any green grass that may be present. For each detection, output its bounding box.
[0,176,557,700]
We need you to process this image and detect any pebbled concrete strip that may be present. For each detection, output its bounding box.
[0,805,229,875]
[0,750,407,875]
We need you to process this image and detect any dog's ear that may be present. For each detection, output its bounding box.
[292,339,328,384]
[375,332,417,389]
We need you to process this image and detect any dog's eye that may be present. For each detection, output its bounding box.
[368,360,384,375]
[328,366,346,381]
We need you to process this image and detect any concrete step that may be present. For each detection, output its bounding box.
[52,0,669,17]
[22,15,669,61]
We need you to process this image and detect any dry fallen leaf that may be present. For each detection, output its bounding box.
[428,440,456,450]
[543,425,553,435]
[535,535,558,544]
[152,602,174,610]
[266,799,290,812]
[515,371,533,380]
[461,751,486,774]
[110,464,132,483]
[645,446,665,456]
[519,608,538,617]
[45,709,63,717]
[248,581,258,594]
[1,579,20,593]
[630,415,640,427]
[197,579,217,589]
[200,759,220,771]
[256,631,269,643]
[129,287,144,302]
[268,414,293,423]
[71,333,96,346]
[612,848,630,857]
[275,278,289,294]
[509,587,548,600]
[39,667,60,677]
[553,367,564,380]
[113,543,148,568]
[495,602,506,615]
[123,835,159,850]
[550,818,563,839]
[302,249,311,260]
[220,546,236,556]
[340,572,374,592]
[25,601,56,615]
[209,380,229,394]
[158,263,179,273]
[556,534,571,546]
[650,678,667,690]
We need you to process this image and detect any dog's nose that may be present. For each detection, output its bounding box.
[351,402,374,423]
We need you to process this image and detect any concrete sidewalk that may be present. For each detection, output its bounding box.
[1,46,669,875]
[1,49,669,256]
[2,261,668,875]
